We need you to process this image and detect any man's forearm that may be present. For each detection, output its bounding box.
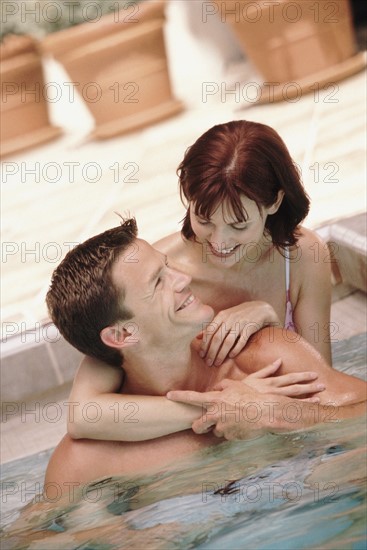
[267,397,367,433]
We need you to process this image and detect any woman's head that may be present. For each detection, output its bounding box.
[178,120,310,249]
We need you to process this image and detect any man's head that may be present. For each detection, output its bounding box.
[46,218,137,367]
[102,239,214,357]
[46,219,214,368]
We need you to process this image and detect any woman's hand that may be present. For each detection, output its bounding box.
[167,363,325,439]
[243,359,325,398]
[199,301,279,366]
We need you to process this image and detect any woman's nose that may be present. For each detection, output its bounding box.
[208,226,231,247]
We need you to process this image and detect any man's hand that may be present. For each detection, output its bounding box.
[199,301,279,366]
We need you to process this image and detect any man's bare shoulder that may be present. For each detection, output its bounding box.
[232,327,329,376]
[232,327,367,407]
[233,326,332,372]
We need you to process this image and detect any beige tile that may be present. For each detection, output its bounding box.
[1,343,59,402]
[49,337,83,383]
[330,291,367,340]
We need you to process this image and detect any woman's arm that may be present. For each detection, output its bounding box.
[67,352,322,441]
[291,230,332,364]
[67,355,201,441]
[167,378,366,440]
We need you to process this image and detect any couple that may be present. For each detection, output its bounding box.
[44,218,366,493]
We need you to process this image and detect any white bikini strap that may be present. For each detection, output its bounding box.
[285,246,290,294]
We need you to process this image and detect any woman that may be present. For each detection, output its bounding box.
[156,120,331,365]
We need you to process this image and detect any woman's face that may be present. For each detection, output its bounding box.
[189,195,273,268]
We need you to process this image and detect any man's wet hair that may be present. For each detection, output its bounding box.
[46,218,137,367]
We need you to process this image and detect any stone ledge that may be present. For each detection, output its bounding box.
[329,213,367,293]
[1,324,82,402]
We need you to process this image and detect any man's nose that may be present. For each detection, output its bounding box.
[169,268,192,292]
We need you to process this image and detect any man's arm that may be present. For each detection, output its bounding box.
[167,327,367,439]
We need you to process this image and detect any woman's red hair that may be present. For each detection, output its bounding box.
[178,120,310,249]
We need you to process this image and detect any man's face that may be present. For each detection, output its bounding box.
[111,239,214,346]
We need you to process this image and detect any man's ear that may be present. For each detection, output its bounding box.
[267,190,285,215]
[100,322,139,350]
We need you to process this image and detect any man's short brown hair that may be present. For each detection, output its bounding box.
[46,218,137,367]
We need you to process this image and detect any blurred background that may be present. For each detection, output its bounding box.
[1,0,366,462]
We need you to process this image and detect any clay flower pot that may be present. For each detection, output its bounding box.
[0,34,61,158]
[217,0,366,103]
[41,0,183,139]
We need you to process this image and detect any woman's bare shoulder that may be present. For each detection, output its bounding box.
[294,226,331,267]
[297,226,325,246]
[154,232,188,258]
[289,226,332,292]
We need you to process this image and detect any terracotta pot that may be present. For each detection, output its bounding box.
[0,35,61,158]
[217,0,366,102]
[41,0,183,139]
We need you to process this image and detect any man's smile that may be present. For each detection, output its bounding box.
[176,293,196,311]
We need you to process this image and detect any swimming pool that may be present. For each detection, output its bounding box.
[1,334,366,550]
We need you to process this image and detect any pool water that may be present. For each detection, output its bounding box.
[1,334,366,550]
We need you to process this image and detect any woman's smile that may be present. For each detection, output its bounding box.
[207,242,241,259]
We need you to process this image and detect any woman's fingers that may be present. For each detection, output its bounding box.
[274,382,325,396]
[201,322,237,366]
[301,396,321,403]
[208,333,239,366]
[228,323,259,358]
[191,417,217,434]
[201,323,254,367]
[199,321,222,364]
[272,371,319,386]
[167,389,220,406]
[247,359,282,379]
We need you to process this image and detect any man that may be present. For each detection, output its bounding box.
[44,219,366,493]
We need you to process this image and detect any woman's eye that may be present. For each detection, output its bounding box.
[232,225,247,231]
[197,219,210,225]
